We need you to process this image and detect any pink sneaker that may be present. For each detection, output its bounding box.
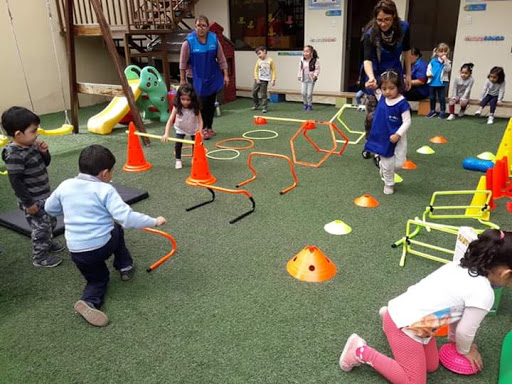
[208,128,217,137]
[339,333,366,372]
[202,129,211,140]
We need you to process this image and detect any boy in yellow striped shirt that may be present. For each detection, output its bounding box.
[252,46,276,113]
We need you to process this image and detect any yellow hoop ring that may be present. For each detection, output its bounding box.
[205,149,241,160]
[177,145,208,158]
[242,129,279,140]
[215,138,255,150]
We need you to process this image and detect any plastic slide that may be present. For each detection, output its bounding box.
[87,79,142,135]
[499,330,512,384]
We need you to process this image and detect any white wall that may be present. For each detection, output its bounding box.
[451,1,511,102]
[0,0,121,117]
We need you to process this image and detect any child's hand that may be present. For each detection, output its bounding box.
[37,141,49,153]
[298,76,302,82]
[161,134,169,143]
[464,344,483,371]
[25,204,39,215]
[271,80,275,86]
[498,102,503,107]
[440,55,447,62]
[155,216,167,226]
[365,78,377,90]
[389,133,401,143]
[256,79,261,84]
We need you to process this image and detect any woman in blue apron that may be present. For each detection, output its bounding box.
[361,0,411,159]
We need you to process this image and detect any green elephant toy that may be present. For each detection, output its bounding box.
[139,66,170,123]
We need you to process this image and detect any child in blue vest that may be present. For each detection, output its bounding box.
[426,43,451,119]
[363,70,411,195]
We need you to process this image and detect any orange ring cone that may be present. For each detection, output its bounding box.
[253,117,267,125]
[354,194,379,208]
[429,136,448,144]
[402,159,417,170]
[186,130,217,185]
[286,245,337,282]
[122,122,152,173]
[434,325,449,337]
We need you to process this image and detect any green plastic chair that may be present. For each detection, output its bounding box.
[499,330,512,384]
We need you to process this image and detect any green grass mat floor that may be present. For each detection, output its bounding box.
[0,98,510,383]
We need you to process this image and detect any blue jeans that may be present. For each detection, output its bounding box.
[70,223,133,309]
[429,86,446,113]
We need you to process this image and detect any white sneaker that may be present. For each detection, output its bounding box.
[447,114,455,121]
[175,160,183,169]
[383,185,394,195]
[458,110,465,118]
[487,116,494,125]
[474,109,482,116]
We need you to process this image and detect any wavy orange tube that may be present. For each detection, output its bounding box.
[142,227,178,272]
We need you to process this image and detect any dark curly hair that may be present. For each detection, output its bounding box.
[365,0,404,47]
[174,84,201,116]
[460,229,512,277]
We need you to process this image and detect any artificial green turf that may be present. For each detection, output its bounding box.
[0,99,510,383]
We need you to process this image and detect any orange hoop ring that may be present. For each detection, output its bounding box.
[215,138,255,150]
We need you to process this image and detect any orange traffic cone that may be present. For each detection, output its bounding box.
[402,159,418,170]
[186,130,216,185]
[287,245,337,282]
[123,122,152,173]
[354,194,379,208]
[429,136,448,144]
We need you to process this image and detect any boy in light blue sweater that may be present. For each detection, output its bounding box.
[45,145,166,327]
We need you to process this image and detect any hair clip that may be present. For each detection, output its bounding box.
[381,70,398,77]
[500,230,505,239]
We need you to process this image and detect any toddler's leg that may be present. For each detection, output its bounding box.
[364,95,377,139]
[110,223,134,272]
[424,337,439,373]
[489,95,498,114]
[260,81,269,111]
[252,80,261,107]
[359,310,429,383]
[25,206,53,263]
[459,98,469,113]
[394,135,407,169]
[175,133,185,159]
[301,82,308,107]
[429,87,436,113]
[71,249,110,309]
[379,156,395,194]
[448,97,457,115]
[307,82,315,108]
[438,87,446,115]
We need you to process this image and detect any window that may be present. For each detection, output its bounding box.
[229,0,304,50]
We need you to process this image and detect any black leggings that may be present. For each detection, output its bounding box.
[199,93,217,130]
[429,86,446,113]
[175,134,195,160]
[480,94,498,114]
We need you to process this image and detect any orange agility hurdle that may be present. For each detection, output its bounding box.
[236,151,298,195]
[142,227,177,272]
[290,120,350,168]
[186,182,255,224]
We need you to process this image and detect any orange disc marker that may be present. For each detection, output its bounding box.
[286,245,337,282]
[402,159,418,170]
[253,117,267,125]
[429,136,448,144]
[354,194,379,208]
[434,325,449,337]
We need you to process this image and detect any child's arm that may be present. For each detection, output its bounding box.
[312,60,320,81]
[450,307,488,370]
[450,78,459,98]
[462,78,474,100]
[442,56,452,74]
[254,60,260,83]
[426,61,433,79]
[270,59,276,86]
[2,151,36,211]
[105,187,165,228]
[37,141,51,166]
[480,80,490,100]
[297,60,302,81]
[161,108,177,143]
[498,81,506,104]
[391,109,411,143]
[44,189,63,217]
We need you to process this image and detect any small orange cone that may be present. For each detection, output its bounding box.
[287,245,337,282]
[402,159,418,170]
[186,130,216,185]
[254,117,267,125]
[123,122,152,173]
[429,136,448,144]
[354,194,379,208]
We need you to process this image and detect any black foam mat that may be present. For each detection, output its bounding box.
[0,183,149,237]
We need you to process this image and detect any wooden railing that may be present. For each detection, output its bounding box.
[55,0,196,34]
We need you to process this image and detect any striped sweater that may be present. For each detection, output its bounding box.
[2,142,51,207]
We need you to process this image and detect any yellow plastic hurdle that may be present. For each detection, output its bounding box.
[330,104,366,145]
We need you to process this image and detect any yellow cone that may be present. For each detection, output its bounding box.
[416,145,435,155]
[394,173,403,183]
[477,152,496,161]
[324,219,352,235]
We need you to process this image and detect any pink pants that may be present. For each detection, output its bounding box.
[361,311,439,384]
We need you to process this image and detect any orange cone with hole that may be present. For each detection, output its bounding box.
[429,136,448,144]
[354,194,379,208]
[186,130,216,185]
[286,245,337,282]
[254,117,267,125]
[402,159,418,170]
[123,122,152,172]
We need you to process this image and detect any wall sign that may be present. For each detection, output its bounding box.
[465,35,505,41]
[464,4,487,10]
[325,10,342,16]
[309,37,337,43]
[277,51,303,56]
[308,0,341,9]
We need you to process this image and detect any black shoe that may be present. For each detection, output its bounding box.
[50,240,66,253]
[120,265,135,281]
[373,155,381,168]
[362,150,373,159]
[33,255,62,268]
